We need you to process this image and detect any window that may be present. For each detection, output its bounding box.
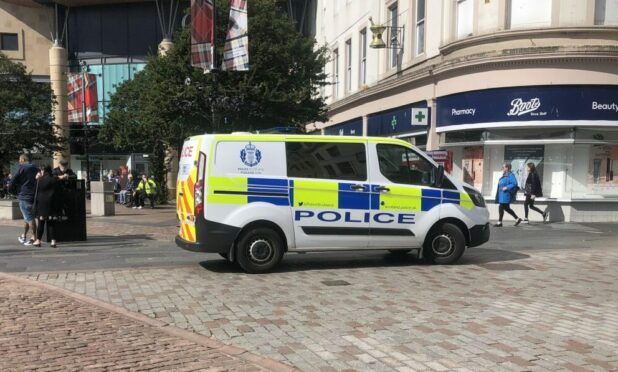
[286,142,367,181]
[389,4,398,68]
[377,144,435,186]
[345,39,352,92]
[415,0,425,55]
[595,0,618,25]
[332,48,339,99]
[359,28,367,86]
[456,0,473,39]
[0,33,18,51]
[507,0,551,29]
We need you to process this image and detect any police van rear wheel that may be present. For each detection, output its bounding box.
[236,228,284,274]
[424,223,465,265]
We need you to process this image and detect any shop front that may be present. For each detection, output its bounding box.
[366,102,430,149]
[436,85,618,222]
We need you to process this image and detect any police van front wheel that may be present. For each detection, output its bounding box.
[424,223,466,265]
[235,228,284,274]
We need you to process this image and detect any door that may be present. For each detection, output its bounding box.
[287,140,371,249]
[368,143,441,248]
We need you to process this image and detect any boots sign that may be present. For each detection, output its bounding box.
[436,85,618,130]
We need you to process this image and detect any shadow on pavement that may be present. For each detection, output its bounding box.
[198,248,530,273]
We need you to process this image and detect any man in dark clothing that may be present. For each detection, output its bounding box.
[52,159,76,181]
[8,154,38,245]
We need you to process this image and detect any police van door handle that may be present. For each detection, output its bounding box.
[376,186,390,193]
[350,184,365,191]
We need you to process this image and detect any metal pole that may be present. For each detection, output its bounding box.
[80,61,90,194]
[211,0,218,133]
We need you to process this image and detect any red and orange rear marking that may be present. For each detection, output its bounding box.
[177,168,197,243]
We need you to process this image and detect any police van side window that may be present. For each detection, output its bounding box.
[286,142,367,181]
[377,144,435,186]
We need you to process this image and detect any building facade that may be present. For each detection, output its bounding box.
[311,0,618,222]
[1,0,183,182]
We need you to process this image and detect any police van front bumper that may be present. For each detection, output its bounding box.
[469,223,490,247]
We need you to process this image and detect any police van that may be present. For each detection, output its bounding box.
[176,134,489,273]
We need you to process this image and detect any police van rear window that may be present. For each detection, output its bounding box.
[286,142,367,181]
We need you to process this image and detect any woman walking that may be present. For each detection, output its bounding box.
[523,162,547,223]
[495,162,523,227]
[32,166,60,248]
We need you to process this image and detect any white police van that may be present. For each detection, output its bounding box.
[176,134,489,273]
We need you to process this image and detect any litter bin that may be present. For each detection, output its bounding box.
[51,179,87,242]
[91,181,115,216]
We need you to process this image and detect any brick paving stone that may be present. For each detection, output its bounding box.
[0,275,295,371]
[20,235,618,371]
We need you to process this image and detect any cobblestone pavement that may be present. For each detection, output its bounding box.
[26,236,618,371]
[0,273,294,371]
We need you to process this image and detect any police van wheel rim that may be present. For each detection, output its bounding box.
[431,234,455,257]
[249,239,274,263]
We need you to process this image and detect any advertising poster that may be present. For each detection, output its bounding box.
[588,145,618,188]
[426,150,453,174]
[462,146,484,190]
[504,145,544,191]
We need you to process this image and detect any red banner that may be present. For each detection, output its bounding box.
[191,0,214,71]
[67,72,99,123]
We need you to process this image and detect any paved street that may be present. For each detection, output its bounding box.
[0,273,293,372]
[1,207,618,371]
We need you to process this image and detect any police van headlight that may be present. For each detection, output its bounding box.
[464,186,486,208]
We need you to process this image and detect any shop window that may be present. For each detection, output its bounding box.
[456,0,474,39]
[0,33,18,51]
[462,146,484,191]
[286,142,367,181]
[504,145,545,195]
[595,0,618,25]
[507,0,551,29]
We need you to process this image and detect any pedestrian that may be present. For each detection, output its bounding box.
[133,174,157,209]
[52,158,76,181]
[523,162,548,223]
[494,162,523,227]
[32,166,60,248]
[119,174,136,205]
[1,172,11,199]
[8,154,39,245]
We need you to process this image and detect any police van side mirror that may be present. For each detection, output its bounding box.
[433,165,445,188]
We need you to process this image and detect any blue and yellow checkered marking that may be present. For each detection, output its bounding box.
[208,176,475,211]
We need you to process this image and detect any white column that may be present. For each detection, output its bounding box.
[49,42,69,168]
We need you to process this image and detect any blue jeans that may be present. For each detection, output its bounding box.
[19,199,34,223]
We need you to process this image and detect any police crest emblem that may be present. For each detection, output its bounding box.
[240,142,261,167]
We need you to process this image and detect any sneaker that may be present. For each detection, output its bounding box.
[522,219,529,224]
[23,239,34,246]
[138,206,142,209]
[18,235,26,244]
[542,212,548,222]
[493,222,503,227]
[133,206,137,209]
[514,218,523,226]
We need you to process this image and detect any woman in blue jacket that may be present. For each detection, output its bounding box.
[495,162,522,227]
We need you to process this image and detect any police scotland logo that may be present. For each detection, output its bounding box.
[240,142,262,167]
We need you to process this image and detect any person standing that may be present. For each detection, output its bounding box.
[523,162,548,223]
[494,162,523,227]
[52,159,76,181]
[133,174,157,209]
[32,166,60,248]
[8,154,38,245]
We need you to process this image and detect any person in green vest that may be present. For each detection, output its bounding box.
[133,174,157,209]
